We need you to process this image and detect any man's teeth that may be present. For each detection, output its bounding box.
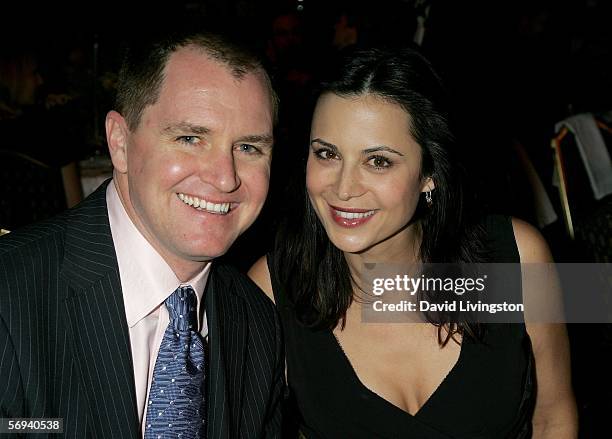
[334,209,375,219]
[177,193,230,214]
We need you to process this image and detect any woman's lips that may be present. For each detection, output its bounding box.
[329,205,377,228]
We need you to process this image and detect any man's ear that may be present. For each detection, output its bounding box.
[421,176,436,193]
[106,110,129,174]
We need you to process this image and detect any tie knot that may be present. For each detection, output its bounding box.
[165,286,198,332]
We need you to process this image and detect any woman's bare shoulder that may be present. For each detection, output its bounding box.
[247,255,275,304]
[511,217,553,263]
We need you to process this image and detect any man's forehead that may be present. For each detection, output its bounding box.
[152,46,274,127]
[164,46,256,84]
[161,49,267,100]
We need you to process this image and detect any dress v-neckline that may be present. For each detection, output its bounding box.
[329,329,466,419]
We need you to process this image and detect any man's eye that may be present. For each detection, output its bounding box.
[177,136,200,145]
[314,148,337,160]
[366,155,392,169]
[236,143,262,155]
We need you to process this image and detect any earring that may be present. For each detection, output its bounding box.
[425,190,433,206]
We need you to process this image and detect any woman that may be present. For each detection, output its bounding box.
[249,47,577,438]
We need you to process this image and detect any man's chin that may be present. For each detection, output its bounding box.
[180,222,254,261]
[183,240,236,261]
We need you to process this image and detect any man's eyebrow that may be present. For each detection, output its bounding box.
[362,146,404,156]
[162,122,211,135]
[236,134,274,145]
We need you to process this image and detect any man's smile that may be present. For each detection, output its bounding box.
[177,192,233,215]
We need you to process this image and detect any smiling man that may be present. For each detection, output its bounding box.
[0,31,282,438]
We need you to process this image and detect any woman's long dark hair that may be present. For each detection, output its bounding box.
[272,46,488,344]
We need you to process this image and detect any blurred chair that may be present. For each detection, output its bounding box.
[79,153,113,197]
[551,113,612,261]
[0,149,67,230]
[512,140,558,229]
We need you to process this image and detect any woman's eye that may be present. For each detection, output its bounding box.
[314,148,337,160]
[367,155,392,169]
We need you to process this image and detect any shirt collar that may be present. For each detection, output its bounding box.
[106,181,210,328]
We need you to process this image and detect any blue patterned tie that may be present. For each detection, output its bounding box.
[144,286,206,439]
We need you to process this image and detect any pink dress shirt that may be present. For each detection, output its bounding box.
[106,182,210,436]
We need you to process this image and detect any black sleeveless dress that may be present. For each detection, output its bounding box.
[268,216,536,438]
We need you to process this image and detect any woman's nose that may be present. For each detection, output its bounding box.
[335,164,365,201]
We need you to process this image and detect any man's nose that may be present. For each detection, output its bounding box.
[199,147,241,193]
[334,164,365,201]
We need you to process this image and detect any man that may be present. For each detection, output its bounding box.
[0,30,282,438]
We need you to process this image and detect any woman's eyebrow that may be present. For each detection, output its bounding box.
[362,146,404,156]
[310,138,339,152]
[310,139,404,157]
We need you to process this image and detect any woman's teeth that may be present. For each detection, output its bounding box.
[177,193,230,214]
[334,209,375,219]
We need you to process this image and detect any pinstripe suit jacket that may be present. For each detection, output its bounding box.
[0,182,283,438]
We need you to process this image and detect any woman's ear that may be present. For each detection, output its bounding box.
[421,176,435,193]
[105,110,129,174]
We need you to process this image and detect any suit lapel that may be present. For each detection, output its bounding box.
[61,181,139,438]
[206,265,247,439]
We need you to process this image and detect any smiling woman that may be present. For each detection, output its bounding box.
[306,93,432,255]
[249,46,577,438]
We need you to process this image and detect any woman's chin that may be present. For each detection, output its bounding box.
[329,236,371,255]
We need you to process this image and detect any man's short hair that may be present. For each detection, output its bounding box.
[115,31,278,131]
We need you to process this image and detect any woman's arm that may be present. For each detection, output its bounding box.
[248,255,275,304]
[512,218,578,438]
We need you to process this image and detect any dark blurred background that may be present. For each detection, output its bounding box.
[1,1,611,436]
